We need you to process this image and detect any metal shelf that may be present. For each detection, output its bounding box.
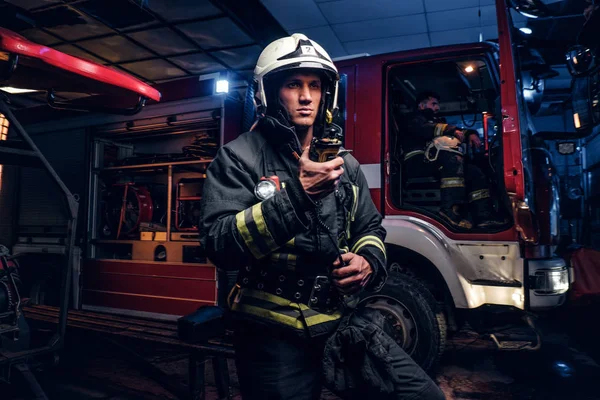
[178,196,202,201]
[100,158,213,171]
[92,239,140,244]
[85,258,213,267]
[91,234,200,244]
[0,141,43,168]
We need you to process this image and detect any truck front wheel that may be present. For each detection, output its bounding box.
[359,273,447,373]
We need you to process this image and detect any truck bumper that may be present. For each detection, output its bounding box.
[528,257,571,310]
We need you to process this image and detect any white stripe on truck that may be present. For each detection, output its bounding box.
[360,164,381,189]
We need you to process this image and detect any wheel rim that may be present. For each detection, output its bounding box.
[361,295,419,356]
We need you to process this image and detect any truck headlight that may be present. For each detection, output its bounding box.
[532,267,569,295]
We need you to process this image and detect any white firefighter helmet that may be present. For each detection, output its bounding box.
[253,33,339,120]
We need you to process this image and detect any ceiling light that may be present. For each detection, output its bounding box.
[0,87,39,94]
[519,27,533,35]
[216,79,229,94]
[465,65,474,73]
[215,71,229,94]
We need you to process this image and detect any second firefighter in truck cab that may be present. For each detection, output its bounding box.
[403,91,505,229]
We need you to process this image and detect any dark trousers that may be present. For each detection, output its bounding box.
[233,323,325,400]
[233,322,445,400]
[404,152,489,212]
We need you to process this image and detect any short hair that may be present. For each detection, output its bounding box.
[416,91,440,105]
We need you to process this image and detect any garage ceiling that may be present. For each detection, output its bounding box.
[0,0,276,85]
[0,0,592,115]
[261,0,525,58]
[260,0,589,64]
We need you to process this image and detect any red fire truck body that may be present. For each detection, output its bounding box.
[330,0,571,368]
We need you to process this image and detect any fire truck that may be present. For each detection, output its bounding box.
[332,0,583,371]
[5,0,596,378]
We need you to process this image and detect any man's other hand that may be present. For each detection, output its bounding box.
[331,252,373,295]
[299,146,344,199]
[467,131,482,148]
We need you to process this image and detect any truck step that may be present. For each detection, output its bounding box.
[490,315,541,351]
[490,335,538,351]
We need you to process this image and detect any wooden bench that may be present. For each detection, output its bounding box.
[23,304,234,400]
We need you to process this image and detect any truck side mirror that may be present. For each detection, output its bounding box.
[571,73,600,135]
[509,0,552,18]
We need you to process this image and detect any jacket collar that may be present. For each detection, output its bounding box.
[257,112,303,155]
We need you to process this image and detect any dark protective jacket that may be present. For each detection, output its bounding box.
[323,307,445,400]
[402,109,459,161]
[199,116,387,338]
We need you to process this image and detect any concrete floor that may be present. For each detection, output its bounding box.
[2,314,600,400]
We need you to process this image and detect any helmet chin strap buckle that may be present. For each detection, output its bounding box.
[325,109,333,124]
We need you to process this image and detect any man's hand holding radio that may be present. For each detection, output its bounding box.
[299,145,344,199]
[332,253,373,295]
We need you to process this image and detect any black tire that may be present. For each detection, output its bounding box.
[359,273,447,373]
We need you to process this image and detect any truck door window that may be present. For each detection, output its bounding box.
[386,56,502,215]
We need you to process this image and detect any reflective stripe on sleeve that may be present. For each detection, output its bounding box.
[440,177,465,189]
[235,203,278,259]
[469,188,491,202]
[351,235,386,256]
[434,123,448,137]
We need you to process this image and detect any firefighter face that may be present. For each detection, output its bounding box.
[278,72,322,129]
[419,97,440,113]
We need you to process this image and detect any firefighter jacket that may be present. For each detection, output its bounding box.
[402,109,459,161]
[323,308,445,400]
[199,115,387,338]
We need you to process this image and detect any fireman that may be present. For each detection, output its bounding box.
[200,34,444,399]
[403,91,505,229]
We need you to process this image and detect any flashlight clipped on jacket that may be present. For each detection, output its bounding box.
[254,176,281,201]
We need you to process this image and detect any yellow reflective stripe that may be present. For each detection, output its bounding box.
[305,310,343,325]
[287,253,297,265]
[346,184,359,240]
[234,289,342,330]
[251,203,278,252]
[469,188,490,202]
[240,288,309,310]
[440,177,465,189]
[351,235,386,256]
[270,252,297,266]
[434,123,448,137]
[351,184,359,222]
[403,150,424,161]
[353,239,387,256]
[346,212,352,240]
[235,210,262,259]
[285,237,295,248]
[235,203,279,260]
[232,303,306,329]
